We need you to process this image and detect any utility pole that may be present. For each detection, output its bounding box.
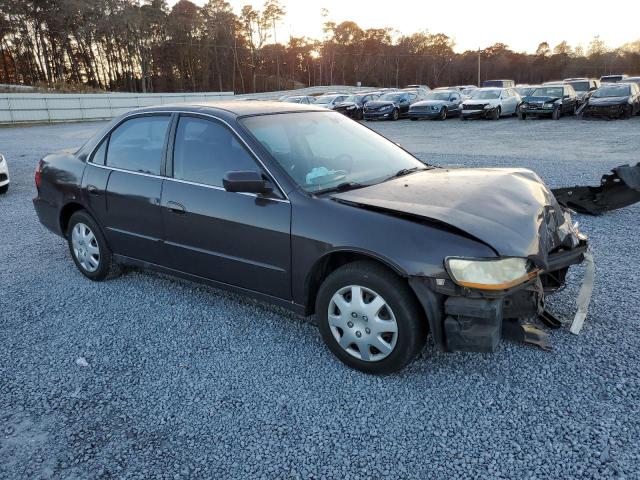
[477,48,481,86]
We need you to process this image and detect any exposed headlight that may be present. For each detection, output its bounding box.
[445,257,538,290]
[346,105,355,110]
[484,104,493,109]
[543,103,555,108]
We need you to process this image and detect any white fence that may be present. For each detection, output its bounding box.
[0,86,372,125]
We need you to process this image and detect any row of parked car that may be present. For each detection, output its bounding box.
[280,74,640,121]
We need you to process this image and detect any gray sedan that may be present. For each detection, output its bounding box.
[409,90,463,120]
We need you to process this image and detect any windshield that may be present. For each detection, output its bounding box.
[315,95,338,104]
[470,89,500,99]
[424,92,452,100]
[380,93,405,102]
[241,112,425,193]
[515,87,535,96]
[594,85,630,97]
[531,87,563,98]
[567,81,589,92]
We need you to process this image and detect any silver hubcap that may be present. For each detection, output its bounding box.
[71,223,100,272]
[328,285,398,362]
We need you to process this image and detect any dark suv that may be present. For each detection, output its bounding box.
[334,92,379,120]
[519,84,578,120]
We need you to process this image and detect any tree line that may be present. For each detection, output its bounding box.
[1,0,639,93]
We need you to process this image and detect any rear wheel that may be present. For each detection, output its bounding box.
[316,261,427,374]
[67,210,120,281]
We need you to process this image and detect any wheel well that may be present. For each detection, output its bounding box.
[59,202,85,236]
[304,251,405,315]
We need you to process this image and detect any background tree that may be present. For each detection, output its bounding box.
[0,1,638,92]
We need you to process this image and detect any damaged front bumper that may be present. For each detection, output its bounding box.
[461,107,497,119]
[409,241,593,353]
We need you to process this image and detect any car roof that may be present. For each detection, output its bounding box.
[132,101,326,119]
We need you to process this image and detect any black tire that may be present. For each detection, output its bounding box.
[391,109,399,121]
[490,107,500,120]
[552,108,560,120]
[410,117,417,121]
[518,111,526,120]
[67,210,120,281]
[0,184,8,195]
[439,107,447,120]
[513,104,521,117]
[316,261,428,374]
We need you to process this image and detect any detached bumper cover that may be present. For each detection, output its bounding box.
[552,163,640,215]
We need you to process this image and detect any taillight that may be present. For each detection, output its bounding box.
[35,160,43,189]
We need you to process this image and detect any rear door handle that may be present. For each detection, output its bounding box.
[166,201,186,214]
[87,184,99,195]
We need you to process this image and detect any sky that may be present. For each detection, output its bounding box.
[179,0,640,54]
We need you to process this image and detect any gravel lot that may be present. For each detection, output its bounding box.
[1,115,639,479]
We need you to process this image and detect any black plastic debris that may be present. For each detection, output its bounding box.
[552,163,640,215]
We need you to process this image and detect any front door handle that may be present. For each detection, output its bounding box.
[166,201,186,214]
[87,184,100,195]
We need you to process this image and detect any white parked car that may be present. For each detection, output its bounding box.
[460,87,521,120]
[314,94,349,110]
[0,154,9,194]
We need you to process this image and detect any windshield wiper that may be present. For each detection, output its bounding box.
[385,166,428,180]
[313,182,367,195]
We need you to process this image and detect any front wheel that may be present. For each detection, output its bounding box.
[552,108,560,120]
[439,107,447,120]
[316,261,427,374]
[518,111,527,120]
[490,107,500,120]
[0,184,8,195]
[67,210,120,281]
[391,109,399,121]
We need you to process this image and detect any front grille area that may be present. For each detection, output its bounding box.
[463,103,486,110]
[410,106,434,112]
[365,106,386,113]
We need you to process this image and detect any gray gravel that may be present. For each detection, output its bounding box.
[1,116,639,479]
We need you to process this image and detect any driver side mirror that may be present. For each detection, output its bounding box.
[223,171,273,195]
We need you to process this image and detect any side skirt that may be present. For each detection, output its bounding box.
[113,254,306,315]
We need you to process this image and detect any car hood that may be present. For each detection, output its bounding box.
[588,96,629,106]
[332,168,576,268]
[365,100,397,109]
[523,95,560,103]
[335,101,358,108]
[411,100,446,107]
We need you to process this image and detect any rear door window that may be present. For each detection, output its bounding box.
[90,139,107,166]
[106,116,171,175]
